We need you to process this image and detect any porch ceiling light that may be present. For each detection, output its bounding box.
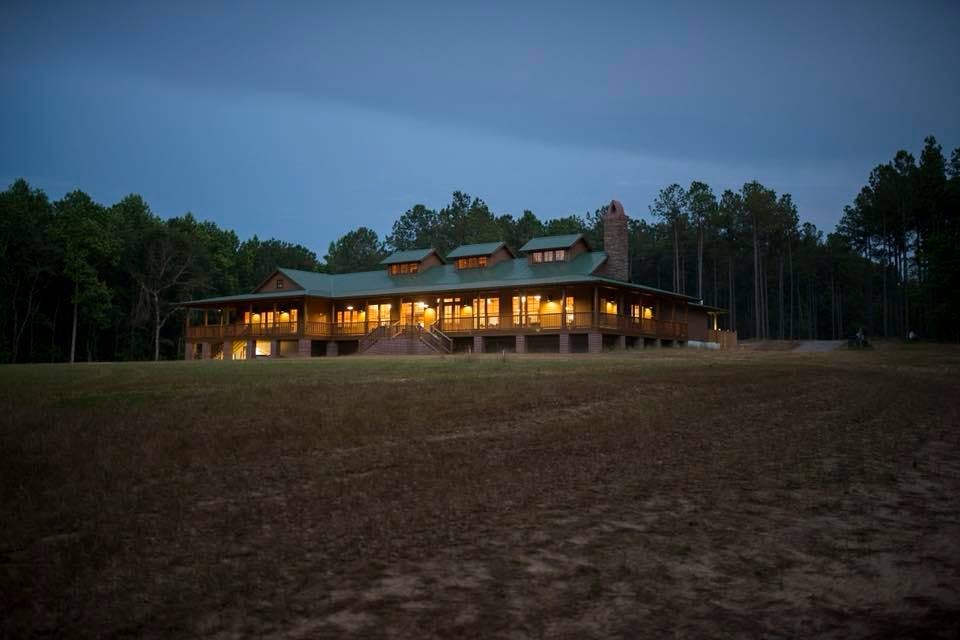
[346,305,354,310]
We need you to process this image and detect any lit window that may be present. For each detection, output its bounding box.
[457,255,489,269]
[390,262,419,275]
[276,278,284,289]
[532,252,543,263]
[543,251,554,262]
[554,249,565,261]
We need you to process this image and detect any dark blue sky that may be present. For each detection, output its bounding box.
[2,1,958,251]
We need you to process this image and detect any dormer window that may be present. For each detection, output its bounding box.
[520,235,584,265]
[276,278,284,289]
[531,249,565,264]
[456,256,488,269]
[389,262,419,275]
[382,248,443,275]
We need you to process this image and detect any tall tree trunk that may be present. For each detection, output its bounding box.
[732,261,737,333]
[697,224,704,301]
[778,255,784,340]
[758,253,767,339]
[838,288,843,338]
[788,240,795,339]
[753,223,760,340]
[70,282,79,364]
[154,293,161,362]
[50,298,60,363]
[673,224,680,293]
[864,237,874,334]
[712,256,718,307]
[830,273,836,339]
[881,252,888,338]
[728,254,736,333]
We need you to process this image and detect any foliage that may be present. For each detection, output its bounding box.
[1,133,957,362]
[324,227,385,274]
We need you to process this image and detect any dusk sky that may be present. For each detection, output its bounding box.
[2,1,958,253]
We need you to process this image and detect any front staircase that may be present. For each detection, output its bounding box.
[360,322,452,355]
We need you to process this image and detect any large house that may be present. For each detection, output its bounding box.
[183,200,734,359]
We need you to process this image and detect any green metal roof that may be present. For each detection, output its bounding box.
[182,253,701,306]
[445,241,510,259]
[689,301,729,312]
[590,276,700,301]
[519,234,585,252]
[379,248,441,265]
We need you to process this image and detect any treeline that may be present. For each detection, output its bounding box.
[2,135,957,362]
[0,189,319,363]
[654,135,959,342]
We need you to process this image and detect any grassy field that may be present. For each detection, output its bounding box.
[2,346,959,638]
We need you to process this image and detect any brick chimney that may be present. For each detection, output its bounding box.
[602,199,629,282]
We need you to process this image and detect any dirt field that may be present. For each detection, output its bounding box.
[2,346,959,638]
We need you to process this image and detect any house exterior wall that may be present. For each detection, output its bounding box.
[255,270,304,293]
[566,239,590,261]
[184,281,706,357]
[687,307,709,341]
[420,253,444,271]
[486,246,513,267]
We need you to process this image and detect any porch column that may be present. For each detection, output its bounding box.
[473,335,484,354]
[326,341,339,357]
[247,339,256,359]
[201,341,212,360]
[559,333,570,354]
[592,286,599,328]
[270,339,281,358]
[223,340,233,361]
[561,286,567,330]
[515,334,527,354]
[587,332,602,354]
[185,341,196,360]
[298,339,311,358]
[615,335,626,350]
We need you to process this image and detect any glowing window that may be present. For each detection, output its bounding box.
[389,262,420,275]
[457,256,488,269]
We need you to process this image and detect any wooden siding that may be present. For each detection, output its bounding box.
[419,253,444,271]
[255,270,304,293]
[687,307,709,341]
[486,246,513,267]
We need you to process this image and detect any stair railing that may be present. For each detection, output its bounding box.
[423,323,453,354]
[359,323,389,352]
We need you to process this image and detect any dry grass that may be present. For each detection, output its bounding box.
[2,346,959,638]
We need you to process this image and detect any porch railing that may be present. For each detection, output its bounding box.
[186,314,689,341]
[708,329,738,349]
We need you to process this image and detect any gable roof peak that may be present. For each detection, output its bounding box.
[379,248,445,265]
[519,233,589,252]
[446,241,514,259]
